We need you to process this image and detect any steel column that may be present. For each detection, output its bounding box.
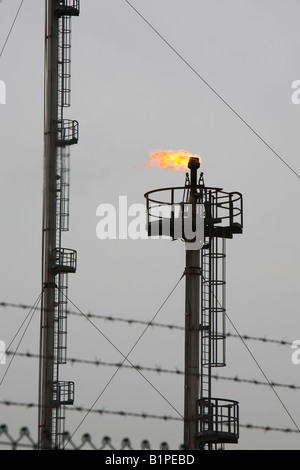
[38,0,59,450]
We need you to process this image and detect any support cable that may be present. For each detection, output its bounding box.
[124,0,300,180]
[62,272,185,446]
[203,274,300,433]
[0,0,24,58]
[0,291,43,388]
[226,311,300,433]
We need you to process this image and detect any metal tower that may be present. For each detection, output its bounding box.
[145,157,243,450]
[38,0,80,450]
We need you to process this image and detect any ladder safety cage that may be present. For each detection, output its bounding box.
[56,146,71,234]
[197,398,239,445]
[144,185,243,241]
[53,381,75,406]
[56,0,80,17]
[57,119,79,147]
[54,273,69,365]
[203,188,243,239]
[58,15,72,109]
[145,186,202,241]
[53,248,77,274]
[201,237,227,370]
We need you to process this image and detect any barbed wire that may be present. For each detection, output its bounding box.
[0,402,299,435]
[6,350,300,392]
[2,301,299,436]
[0,400,181,422]
[59,275,186,448]
[0,424,182,450]
[0,301,293,348]
[202,274,300,433]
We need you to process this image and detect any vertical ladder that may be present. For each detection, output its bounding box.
[53,272,68,367]
[52,381,74,449]
[210,237,226,368]
[200,235,227,449]
[199,189,227,450]
[51,1,80,449]
[58,14,72,111]
[57,146,71,237]
[53,404,66,449]
[200,247,211,399]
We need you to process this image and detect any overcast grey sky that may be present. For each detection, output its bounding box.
[1,0,300,450]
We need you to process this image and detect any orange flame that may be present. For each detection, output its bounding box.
[147,149,202,171]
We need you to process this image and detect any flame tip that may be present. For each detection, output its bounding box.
[147,149,202,171]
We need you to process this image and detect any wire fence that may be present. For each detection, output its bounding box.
[5,350,300,392]
[1,300,300,447]
[0,402,299,436]
[1,419,299,451]
[0,424,183,450]
[0,301,294,348]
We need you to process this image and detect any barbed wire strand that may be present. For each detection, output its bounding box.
[203,275,300,433]
[225,313,300,432]
[2,293,298,432]
[0,401,298,435]
[61,272,185,447]
[0,301,293,348]
[7,349,300,392]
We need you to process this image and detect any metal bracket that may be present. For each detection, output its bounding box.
[184,267,202,276]
[43,282,57,289]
